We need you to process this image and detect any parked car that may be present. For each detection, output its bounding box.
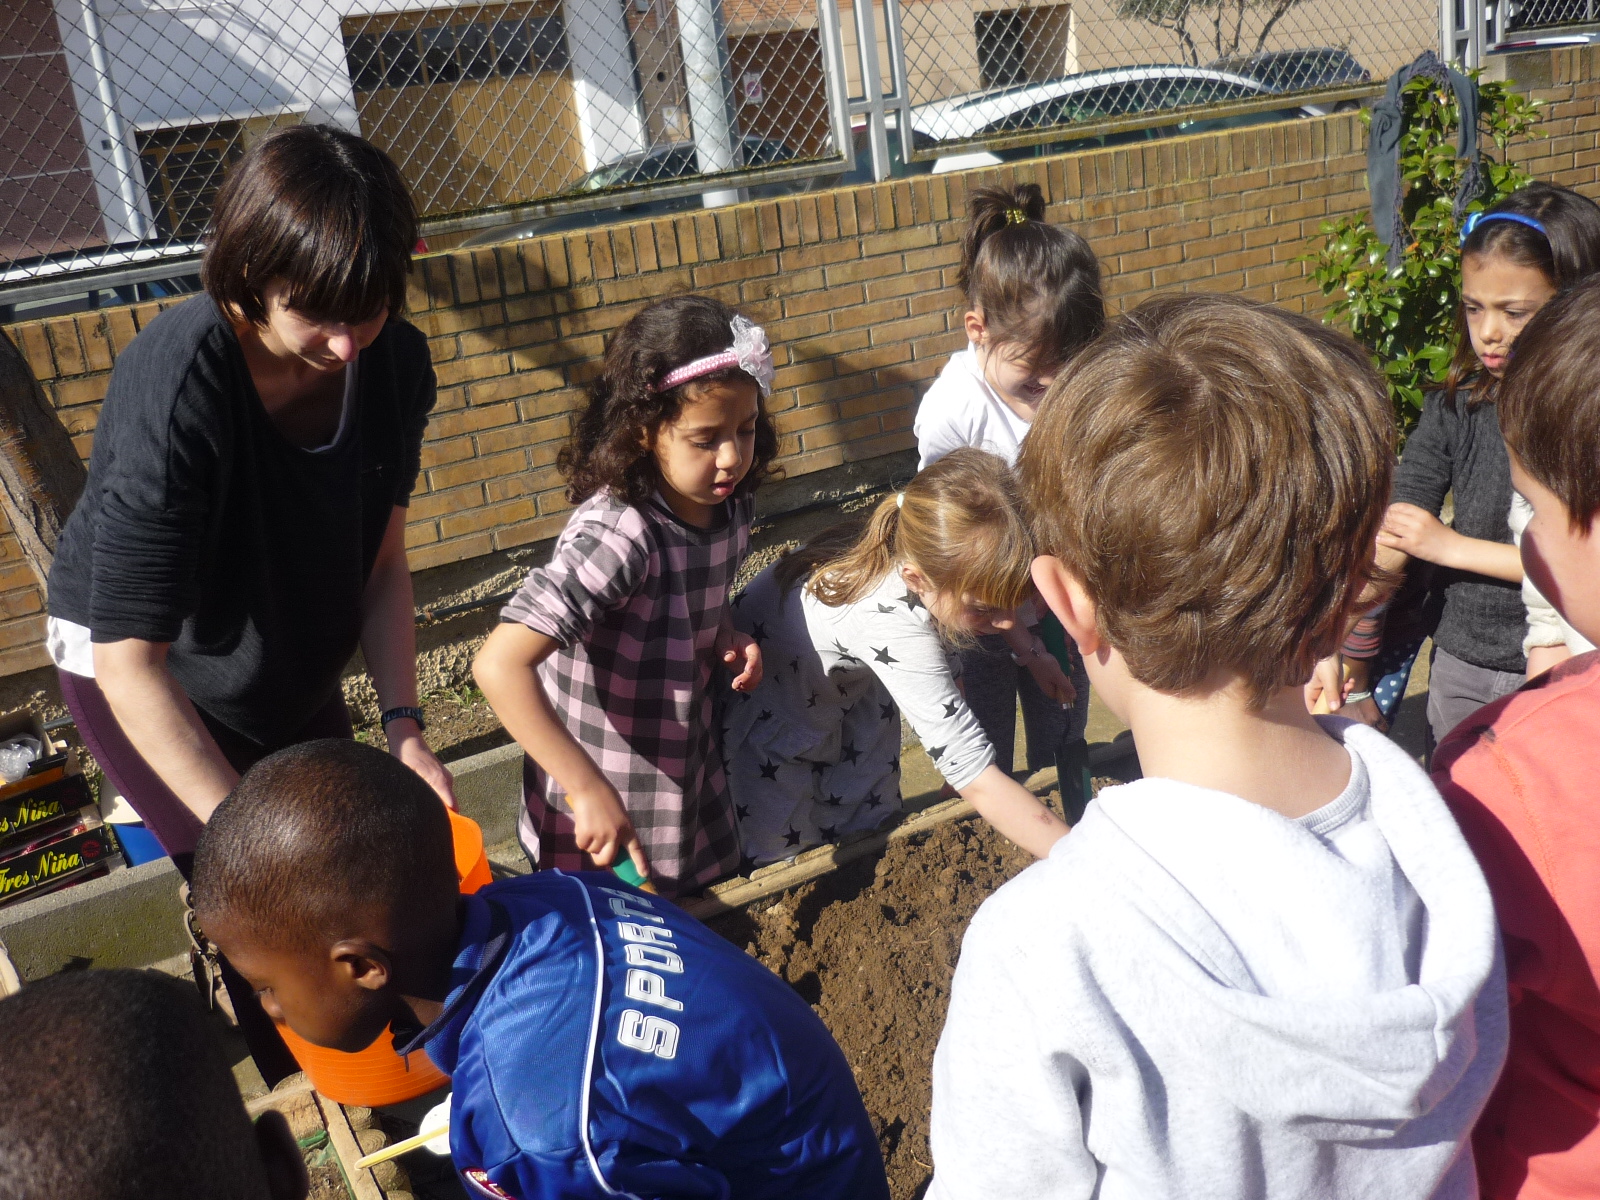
[1492,28,1600,49]
[909,65,1329,174]
[1210,47,1370,93]
[831,119,940,186]
[464,66,1329,247]
[462,135,802,245]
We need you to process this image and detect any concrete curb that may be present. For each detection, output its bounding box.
[0,740,527,981]
[447,741,522,846]
[0,855,186,979]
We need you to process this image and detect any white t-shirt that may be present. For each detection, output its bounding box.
[1508,490,1594,656]
[913,347,1031,469]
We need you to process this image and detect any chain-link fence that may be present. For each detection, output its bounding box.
[894,0,1427,159]
[1,0,846,310]
[1504,0,1598,30]
[4,0,1443,312]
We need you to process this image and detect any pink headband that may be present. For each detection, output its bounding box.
[655,315,775,396]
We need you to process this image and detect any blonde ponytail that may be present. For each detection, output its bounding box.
[774,448,1035,616]
[805,495,903,606]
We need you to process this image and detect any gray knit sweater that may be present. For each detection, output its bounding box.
[1391,390,1525,674]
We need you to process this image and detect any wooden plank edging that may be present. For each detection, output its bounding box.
[683,793,982,921]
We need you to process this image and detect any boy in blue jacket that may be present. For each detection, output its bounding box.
[190,739,888,1200]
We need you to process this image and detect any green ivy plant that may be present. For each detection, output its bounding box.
[1307,74,1542,435]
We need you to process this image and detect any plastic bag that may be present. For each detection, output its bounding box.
[0,736,41,783]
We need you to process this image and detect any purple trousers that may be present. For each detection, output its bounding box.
[58,669,353,1085]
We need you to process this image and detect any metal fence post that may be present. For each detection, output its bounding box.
[1442,0,1486,66]
[79,0,145,241]
[878,0,914,173]
[851,0,892,181]
[677,0,741,206]
[817,0,857,175]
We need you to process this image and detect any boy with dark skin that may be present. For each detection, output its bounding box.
[194,775,460,1056]
[0,969,308,1200]
[192,739,888,1200]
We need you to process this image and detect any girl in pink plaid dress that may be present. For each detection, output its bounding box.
[473,296,777,897]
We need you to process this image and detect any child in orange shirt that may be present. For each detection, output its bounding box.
[1433,276,1600,1199]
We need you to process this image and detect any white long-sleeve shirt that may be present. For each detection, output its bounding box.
[1509,490,1594,657]
[913,348,1031,469]
[930,719,1507,1200]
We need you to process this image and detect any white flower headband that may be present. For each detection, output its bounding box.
[654,315,775,396]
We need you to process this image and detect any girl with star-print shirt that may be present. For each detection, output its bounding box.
[725,449,1069,865]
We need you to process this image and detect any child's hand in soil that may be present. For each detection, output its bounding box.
[569,784,649,877]
[718,627,763,692]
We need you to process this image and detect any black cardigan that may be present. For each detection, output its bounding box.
[1391,389,1525,675]
[48,295,435,745]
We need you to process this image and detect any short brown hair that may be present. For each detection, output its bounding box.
[1499,277,1600,530]
[202,123,417,326]
[1019,294,1393,707]
[192,739,456,953]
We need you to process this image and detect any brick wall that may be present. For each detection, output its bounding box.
[4,43,1599,679]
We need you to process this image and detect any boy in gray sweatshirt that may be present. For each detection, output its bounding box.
[929,294,1507,1200]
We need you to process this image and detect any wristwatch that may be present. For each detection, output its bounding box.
[381,705,426,732]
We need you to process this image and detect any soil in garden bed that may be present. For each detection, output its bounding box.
[707,812,1041,1200]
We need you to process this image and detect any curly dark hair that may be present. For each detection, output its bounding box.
[560,294,780,506]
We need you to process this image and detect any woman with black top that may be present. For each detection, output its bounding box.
[46,125,453,1081]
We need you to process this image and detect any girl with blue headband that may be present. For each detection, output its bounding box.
[1324,182,1600,754]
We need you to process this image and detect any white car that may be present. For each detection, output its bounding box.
[905,65,1330,173]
